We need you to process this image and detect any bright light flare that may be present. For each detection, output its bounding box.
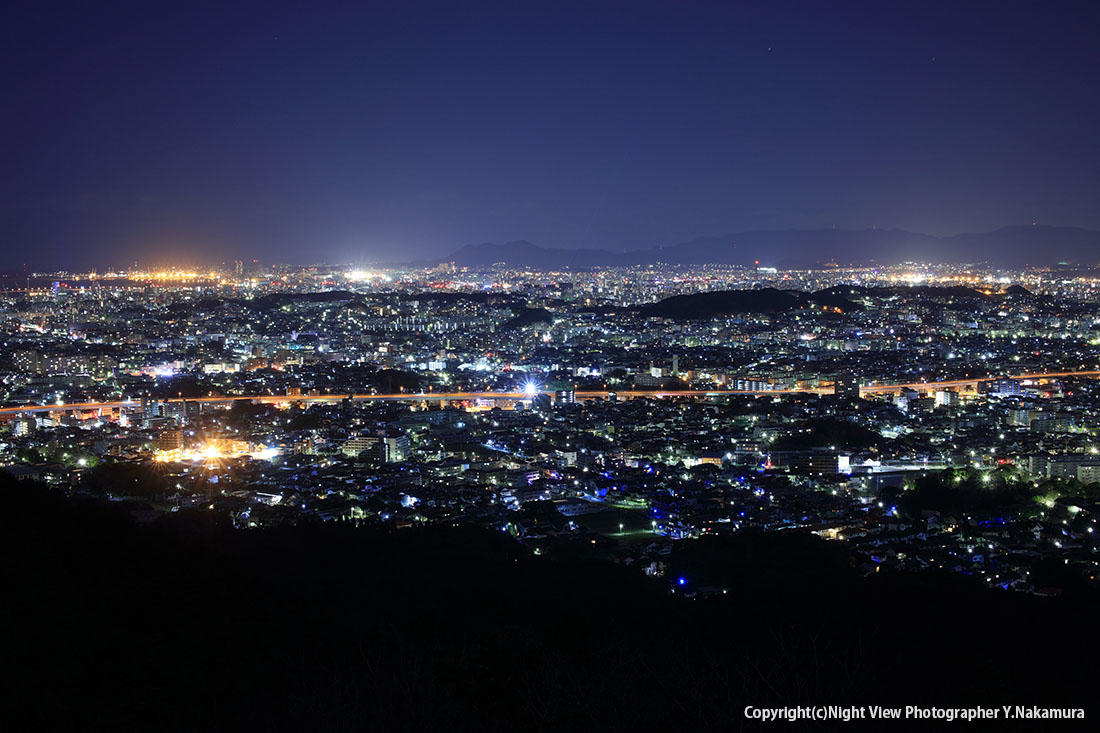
[251,445,280,461]
[153,440,280,463]
[344,269,392,282]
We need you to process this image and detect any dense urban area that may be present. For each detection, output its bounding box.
[4,260,1100,600]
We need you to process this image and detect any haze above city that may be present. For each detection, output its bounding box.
[4,0,1100,270]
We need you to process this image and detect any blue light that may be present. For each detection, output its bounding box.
[678,577,686,586]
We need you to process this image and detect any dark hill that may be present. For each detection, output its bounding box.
[501,306,553,329]
[819,284,1034,301]
[638,288,858,319]
[4,474,1098,730]
[250,290,359,310]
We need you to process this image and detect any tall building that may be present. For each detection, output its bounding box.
[791,451,852,476]
[382,431,410,463]
[12,350,42,374]
[157,429,184,451]
[982,378,1021,397]
[12,417,36,437]
[833,375,860,400]
[934,389,959,407]
[342,434,380,458]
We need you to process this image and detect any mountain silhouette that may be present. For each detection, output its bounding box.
[637,288,859,319]
[442,226,1100,268]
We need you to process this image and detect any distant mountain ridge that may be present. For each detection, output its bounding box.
[443,226,1100,269]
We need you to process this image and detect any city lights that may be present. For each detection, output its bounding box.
[9,0,1100,724]
[344,269,392,282]
[154,441,281,464]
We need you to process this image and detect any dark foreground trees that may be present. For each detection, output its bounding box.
[2,473,1096,731]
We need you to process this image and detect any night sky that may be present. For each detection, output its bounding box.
[4,0,1099,270]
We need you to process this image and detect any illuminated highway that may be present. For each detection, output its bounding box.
[1,370,1096,418]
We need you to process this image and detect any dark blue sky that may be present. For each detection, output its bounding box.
[3,0,1099,269]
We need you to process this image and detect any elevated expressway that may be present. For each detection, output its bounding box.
[0,370,1094,419]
